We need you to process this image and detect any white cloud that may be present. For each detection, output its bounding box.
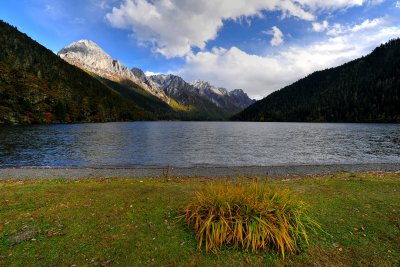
[351,18,385,32]
[145,71,160,76]
[326,23,345,36]
[397,1,400,8]
[105,0,377,58]
[312,20,329,32]
[264,26,284,46]
[297,0,381,11]
[176,18,400,99]
[326,17,385,36]
[313,18,385,35]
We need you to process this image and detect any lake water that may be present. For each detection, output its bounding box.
[0,122,399,168]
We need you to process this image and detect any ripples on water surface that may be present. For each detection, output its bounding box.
[0,122,399,167]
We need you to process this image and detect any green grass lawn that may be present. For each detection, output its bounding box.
[0,173,399,266]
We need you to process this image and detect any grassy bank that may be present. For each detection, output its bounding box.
[0,173,399,266]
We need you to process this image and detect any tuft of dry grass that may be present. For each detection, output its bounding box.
[181,182,320,257]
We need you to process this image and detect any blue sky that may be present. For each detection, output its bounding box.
[1,0,400,98]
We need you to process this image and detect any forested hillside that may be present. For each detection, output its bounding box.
[0,20,162,124]
[233,39,400,122]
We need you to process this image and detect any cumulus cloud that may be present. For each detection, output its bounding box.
[105,0,379,58]
[176,18,400,99]
[264,26,284,46]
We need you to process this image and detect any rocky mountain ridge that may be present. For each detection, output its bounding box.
[149,74,197,102]
[191,80,255,110]
[58,40,169,102]
[58,40,255,115]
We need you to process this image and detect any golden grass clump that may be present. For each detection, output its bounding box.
[181,182,320,257]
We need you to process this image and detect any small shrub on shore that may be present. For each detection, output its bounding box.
[181,182,320,257]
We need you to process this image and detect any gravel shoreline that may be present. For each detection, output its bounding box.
[0,163,399,180]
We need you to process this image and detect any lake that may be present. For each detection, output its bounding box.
[0,122,399,168]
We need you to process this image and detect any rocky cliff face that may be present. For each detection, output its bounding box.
[149,74,197,99]
[191,80,255,111]
[58,40,169,102]
[148,74,230,118]
[191,80,227,97]
[58,40,133,80]
[228,89,256,109]
[130,67,161,92]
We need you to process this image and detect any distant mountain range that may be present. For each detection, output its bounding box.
[58,39,255,120]
[149,75,254,116]
[233,39,400,123]
[0,20,254,124]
